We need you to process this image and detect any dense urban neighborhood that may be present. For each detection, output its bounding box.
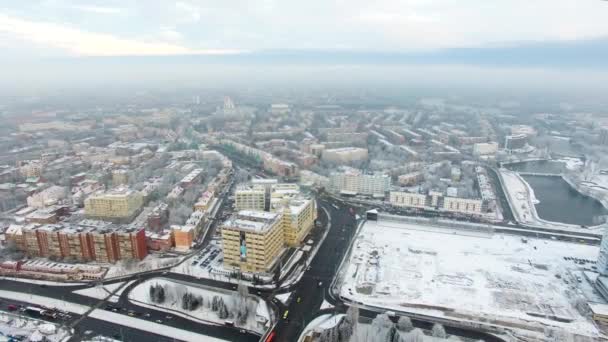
[0,91,607,342]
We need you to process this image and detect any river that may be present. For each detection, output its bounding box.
[522,175,607,226]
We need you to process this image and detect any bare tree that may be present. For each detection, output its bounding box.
[431,323,447,338]
[396,316,414,332]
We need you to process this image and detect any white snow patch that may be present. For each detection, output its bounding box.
[275,292,292,305]
[320,300,334,310]
[73,286,110,300]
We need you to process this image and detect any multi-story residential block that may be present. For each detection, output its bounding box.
[84,187,143,223]
[221,210,285,273]
[172,225,195,251]
[322,147,368,164]
[19,160,43,178]
[472,142,499,156]
[397,172,424,186]
[442,197,483,214]
[276,198,317,247]
[9,221,147,263]
[329,168,390,197]
[235,186,266,211]
[111,169,129,186]
[27,186,67,208]
[389,192,427,208]
[179,168,204,188]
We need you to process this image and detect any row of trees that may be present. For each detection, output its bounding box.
[146,282,255,325]
[318,308,461,342]
[149,283,165,304]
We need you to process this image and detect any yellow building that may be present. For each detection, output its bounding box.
[221,210,285,273]
[84,187,143,223]
[278,198,317,247]
[235,187,266,211]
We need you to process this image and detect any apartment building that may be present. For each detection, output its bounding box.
[10,222,147,263]
[84,187,143,223]
[27,186,67,208]
[221,210,285,273]
[390,192,427,209]
[389,191,485,215]
[442,197,483,214]
[472,142,499,156]
[235,186,266,211]
[277,198,317,247]
[397,172,424,186]
[329,168,390,197]
[112,169,129,186]
[321,147,368,164]
[173,225,195,251]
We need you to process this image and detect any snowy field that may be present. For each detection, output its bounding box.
[0,312,71,342]
[128,277,270,334]
[338,218,603,339]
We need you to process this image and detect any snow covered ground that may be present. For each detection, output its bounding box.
[275,292,292,305]
[128,277,269,334]
[74,286,112,300]
[0,312,71,342]
[337,218,603,340]
[104,255,182,278]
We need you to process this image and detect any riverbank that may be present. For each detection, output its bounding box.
[498,169,605,231]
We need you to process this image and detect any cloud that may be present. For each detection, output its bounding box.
[0,13,245,56]
[70,5,125,15]
[159,27,183,42]
[174,1,202,23]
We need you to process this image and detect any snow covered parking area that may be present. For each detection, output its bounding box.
[338,218,603,338]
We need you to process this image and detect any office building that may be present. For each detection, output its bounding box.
[221,210,285,273]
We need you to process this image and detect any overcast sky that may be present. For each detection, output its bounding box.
[2,0,608,57]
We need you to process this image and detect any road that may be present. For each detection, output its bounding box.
[272,197,358,342]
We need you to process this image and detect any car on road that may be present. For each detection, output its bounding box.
[318,281,323,287]
[156,320,163,324]
[7,304,18,311]
[297,297,301,303]
[283,310,289,319]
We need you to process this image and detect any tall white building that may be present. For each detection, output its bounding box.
[329,168,390,197]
